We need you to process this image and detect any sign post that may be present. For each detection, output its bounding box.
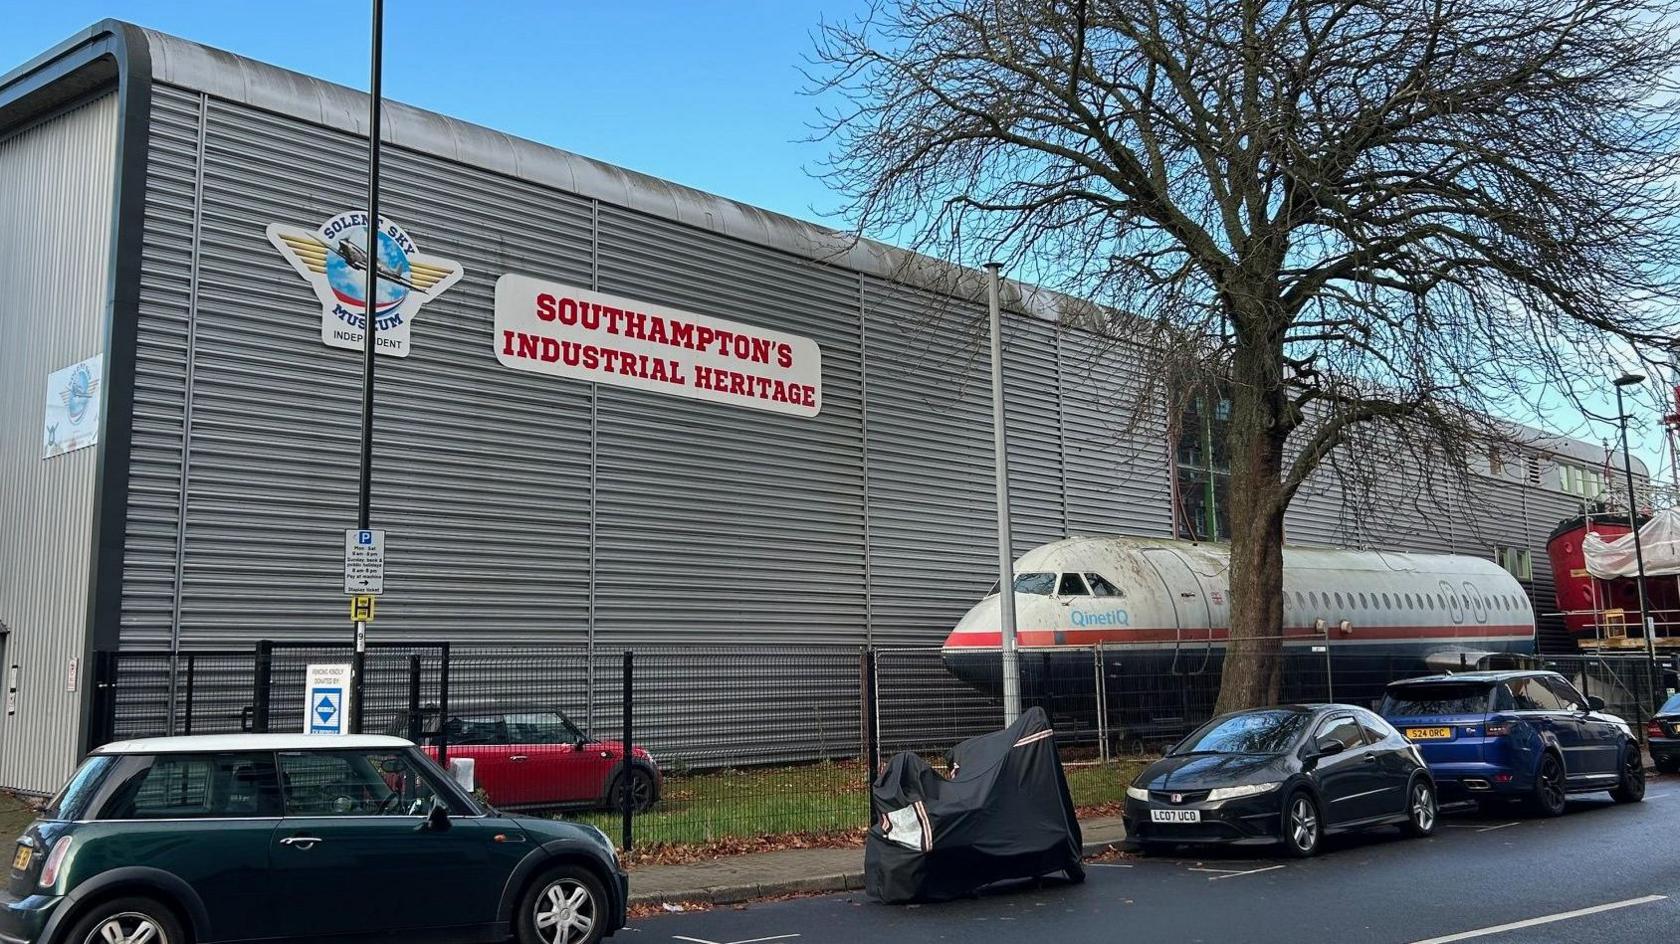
[305,664,352,735]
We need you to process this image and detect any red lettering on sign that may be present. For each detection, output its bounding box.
[777,343,793,368]
[581,303,601,331]
[623,309,647,340]
[501,330,517,356]
[536,293,558,322]
[557,296,579,326]
[540,337,560,363]
[517,332,540,359]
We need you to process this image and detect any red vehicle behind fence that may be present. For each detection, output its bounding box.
[389,709,661,812]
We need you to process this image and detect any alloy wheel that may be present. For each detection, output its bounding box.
[1411,783,1436,832]
[1540,757,1566,812]
[85,913,166,944]
[1290,796,1318,851]
[534,878,597,944]
[631,772,654,809]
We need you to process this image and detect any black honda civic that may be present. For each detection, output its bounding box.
[1123,704,1438,857]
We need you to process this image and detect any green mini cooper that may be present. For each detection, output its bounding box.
[0,734,627,944]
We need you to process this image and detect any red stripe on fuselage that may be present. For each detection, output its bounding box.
[942,624,1534,648]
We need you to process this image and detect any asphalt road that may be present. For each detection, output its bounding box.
[625,772,1680,944]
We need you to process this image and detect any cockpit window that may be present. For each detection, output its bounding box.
[1085,573,1122,597]
[1012,572,1057,595]
[1057,573,1090,596]
[987,572,1059,596]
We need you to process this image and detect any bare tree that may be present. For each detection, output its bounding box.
[811,0,1680,710]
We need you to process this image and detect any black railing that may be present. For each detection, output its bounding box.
[89,642,1678,852]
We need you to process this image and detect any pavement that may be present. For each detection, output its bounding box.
[624,773,1680,942]
[628,816,1128,906]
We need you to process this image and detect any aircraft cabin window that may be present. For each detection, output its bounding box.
[1085,573,1123,597]
[1381,593,1391,609]
[1358,593,1369,609]
[1057,573,1091,596]
[1334,592,1344,609]
[1013,572,1057,596]
[1310,592,1320,608]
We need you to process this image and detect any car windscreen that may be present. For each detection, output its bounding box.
[1661,693,1680,716]
[45,754,117,821]
[1172,710,1314,755]
[1381,683,1492,716]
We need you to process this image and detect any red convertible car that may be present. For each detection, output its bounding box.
[390,709,661,812]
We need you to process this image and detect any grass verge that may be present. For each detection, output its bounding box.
[565,754,1154,864]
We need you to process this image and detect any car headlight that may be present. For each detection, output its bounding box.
[1206,782,1282,802]
[583,823,618,858]
[1125,785,1150,801]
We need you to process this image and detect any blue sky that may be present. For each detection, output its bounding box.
[2,2,1671,480]
[0,1,856,221]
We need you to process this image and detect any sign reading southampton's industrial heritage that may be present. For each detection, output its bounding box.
[493,273,822,417]
[267,213,464,358]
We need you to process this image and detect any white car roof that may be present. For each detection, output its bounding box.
[94,734,414,755]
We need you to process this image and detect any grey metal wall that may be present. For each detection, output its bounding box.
[0,93,118,793]
[121,80,1612,671]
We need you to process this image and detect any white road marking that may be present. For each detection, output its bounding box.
[1404,894,1668,943]
[1186,867,1249,874]
[1442,824,1483,829]
[1207,865,1286,881]
[673,936,800,944]
[1646,792,1672,799]
[1475,822,1520,832]
[1088,863,1134,868]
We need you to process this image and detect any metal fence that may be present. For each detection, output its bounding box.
[90,642,1679,851]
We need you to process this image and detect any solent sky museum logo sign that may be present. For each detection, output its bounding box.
[493,273,823,417]
[268,212,464,357]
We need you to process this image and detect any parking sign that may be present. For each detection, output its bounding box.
[343,529,386,594]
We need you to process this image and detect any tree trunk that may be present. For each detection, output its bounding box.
[1212,323,1291,714]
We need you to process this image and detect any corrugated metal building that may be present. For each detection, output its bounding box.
[0,21,1633,793]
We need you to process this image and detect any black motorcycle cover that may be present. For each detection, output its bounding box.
[864,707,1084,903]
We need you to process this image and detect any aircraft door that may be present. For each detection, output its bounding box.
[1141,549,1214,674]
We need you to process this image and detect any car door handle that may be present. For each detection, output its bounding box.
[279,836,323,849]
[509,755,529,763]
[1363,753,1378,763]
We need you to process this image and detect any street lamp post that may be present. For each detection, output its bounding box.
[986,263,1021,724]
[348,0,386,733]
[1612,373,1661,700]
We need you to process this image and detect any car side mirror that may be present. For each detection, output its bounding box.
[423,799,450,831]
[1306,736,1346,761]
[1586,695,1606,712]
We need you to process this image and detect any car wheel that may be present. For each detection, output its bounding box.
[1403,779,1438,837]
[1064,862,1086,884]
[518,864,608,944]
[1528,753,1568,817]
[65,896,186,944]
[1610,745,1646,804]
[607,767,657,813]
[1281,790,1322,858]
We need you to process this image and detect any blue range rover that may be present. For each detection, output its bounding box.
[1378,670,1645,815]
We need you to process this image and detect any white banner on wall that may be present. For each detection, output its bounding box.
[492,273,823,417]
[42,354,103,459]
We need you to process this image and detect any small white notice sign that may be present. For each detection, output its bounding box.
[305,663,351,735]
[343,529,386,594]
